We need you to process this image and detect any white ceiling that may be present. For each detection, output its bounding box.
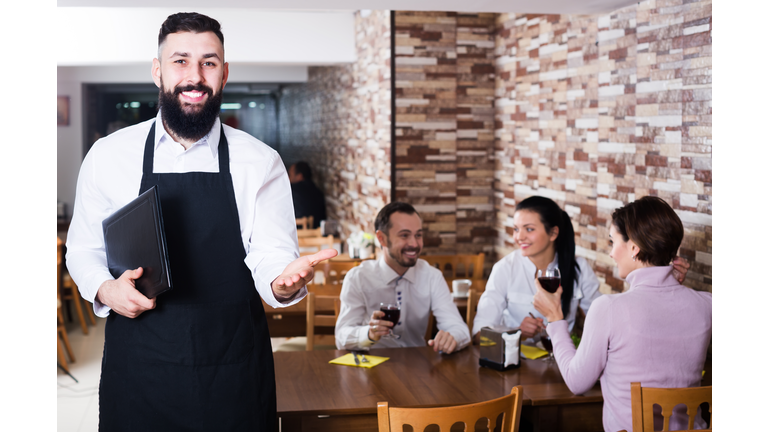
[57,0,639,15]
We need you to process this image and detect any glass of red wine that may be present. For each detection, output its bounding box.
[379,302,401,339]
[539,327,554,361]
[537,267,561,293]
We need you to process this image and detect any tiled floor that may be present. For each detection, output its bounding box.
[57,315,295,430]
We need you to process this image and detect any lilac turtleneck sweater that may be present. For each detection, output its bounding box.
[548,266,712,432]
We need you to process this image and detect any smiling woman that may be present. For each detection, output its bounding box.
[471,196,602,344]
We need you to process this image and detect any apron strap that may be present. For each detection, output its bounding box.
[142,121,229,175]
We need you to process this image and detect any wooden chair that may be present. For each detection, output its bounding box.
[466,289,479,330]
[296,216,314,230]
[57,238,75,371]
[324,261,359,285]
[629,382,712,432]
[377,386,523,432]
[58,237,96,335]
[275,292,340,352]
[423,253,486,281]
[297,227,323,238]
[298,235,335,255]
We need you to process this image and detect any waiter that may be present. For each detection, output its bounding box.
[65,12,335,431]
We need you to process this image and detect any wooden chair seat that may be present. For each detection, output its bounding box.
[377,386,523,432]
[298,235,335,254]
[296,227,323,238]
[423,253,486,292]
[628,382,712,432]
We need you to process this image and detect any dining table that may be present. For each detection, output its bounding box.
[275,345,606,432]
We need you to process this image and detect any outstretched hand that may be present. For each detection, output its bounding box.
[271,248,338,300]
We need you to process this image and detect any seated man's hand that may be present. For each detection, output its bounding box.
[96,267,156,319]
[271,249,338,301]
[428,330,458,354]
[519,316,544,340]
[368,310,394,342]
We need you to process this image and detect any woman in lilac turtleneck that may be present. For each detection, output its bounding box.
[533,196,712,432]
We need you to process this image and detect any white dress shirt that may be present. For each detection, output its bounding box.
[335,257,471,351]
[472,250,601,338]
[66,111,303,317]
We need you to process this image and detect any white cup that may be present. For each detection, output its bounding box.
[452,279,472,297]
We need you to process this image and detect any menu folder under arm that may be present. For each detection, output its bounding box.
[102,185,172,299]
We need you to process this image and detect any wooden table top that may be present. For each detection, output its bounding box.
[274,345,602,416]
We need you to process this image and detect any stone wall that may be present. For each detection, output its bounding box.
[279,10,392,238]
[393,11,497,272]
[493,0,712,293]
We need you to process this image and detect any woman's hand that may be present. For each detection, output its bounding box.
[672,256,690,283]
[532,278,565,323]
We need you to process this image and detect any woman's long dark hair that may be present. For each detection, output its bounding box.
[516,196,580,319]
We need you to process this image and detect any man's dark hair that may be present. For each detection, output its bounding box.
[158,12,224,50]
[375,202,419,235]
[293,161,313,182]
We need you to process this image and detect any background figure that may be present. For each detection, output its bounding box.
[288,161,326,228]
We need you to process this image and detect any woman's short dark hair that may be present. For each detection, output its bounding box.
[158,12,224,49]
[375,202,419,235]
[611,196,684,266]
[516,196,580,319]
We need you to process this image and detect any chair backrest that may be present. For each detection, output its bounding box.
[377,386,523,432]
[631,382,712,432]
[296,216,314,230]
[306,292,341,351]
[298,235,335,255]
[324,261,359,285]
[466,289,479,330]
[422,253,485,280]
[297,227,323,238]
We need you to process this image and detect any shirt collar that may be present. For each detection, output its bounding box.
[376,256,416,285]
[154,109,220,159]
[625,265,679,290]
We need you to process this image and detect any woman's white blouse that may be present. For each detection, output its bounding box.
[471,250,601,338]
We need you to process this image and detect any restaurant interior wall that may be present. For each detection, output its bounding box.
[393,11,498,270]
[492,0,712,293]
[279,10,393,240]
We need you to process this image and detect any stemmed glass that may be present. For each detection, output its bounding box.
[539,327,555,361]
[379,302,401,339]
[537,267,561,293]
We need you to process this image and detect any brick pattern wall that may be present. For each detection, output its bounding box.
[493,0,712,293]
[280,10,392,238]
[393,11,497,271]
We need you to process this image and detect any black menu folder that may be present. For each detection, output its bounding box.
[102,185,172,299]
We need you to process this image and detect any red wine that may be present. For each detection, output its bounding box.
[380,306,400,325]
[541,336,553,353]
[538,277,560,293]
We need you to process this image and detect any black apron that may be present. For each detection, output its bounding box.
[99,123,276,431]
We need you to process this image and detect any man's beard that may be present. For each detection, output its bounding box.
[386,237,420,269]
[158,80,223,142]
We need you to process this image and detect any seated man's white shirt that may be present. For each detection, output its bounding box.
[335,257,471,351]
[66,111,302,317]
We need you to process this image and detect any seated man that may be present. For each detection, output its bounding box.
[288,161,326,228]
[335,202,471,354]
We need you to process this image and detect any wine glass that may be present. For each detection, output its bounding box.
[539,327,555,362]
[379,302,401,339]
[537,267,561,293]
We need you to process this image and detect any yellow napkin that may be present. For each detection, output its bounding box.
[521,345,549,360]
[329,353,389,368]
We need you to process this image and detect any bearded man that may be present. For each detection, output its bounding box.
[66,12,335,431]
[334,202,470,354]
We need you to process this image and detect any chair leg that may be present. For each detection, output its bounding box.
[72,293,89,334]
[58,310,76,363]
[57,332,69,372]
